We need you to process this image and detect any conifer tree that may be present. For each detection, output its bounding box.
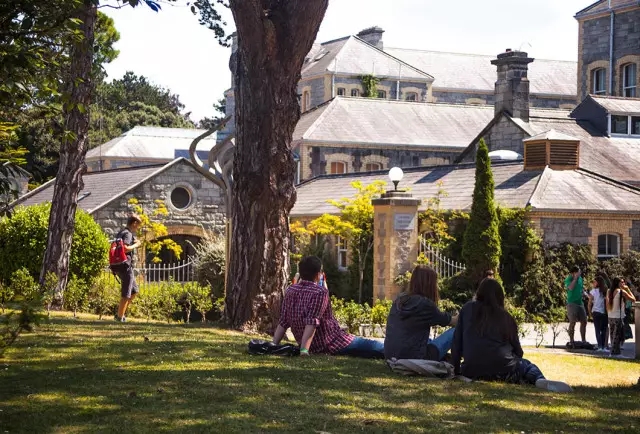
[462,139,501,283]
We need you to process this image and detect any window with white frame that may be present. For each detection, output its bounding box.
[337,88,346,96]
[351,88,359,97]
[405,92,418,101]
[337,236,348,269]
[365,162,382,171]
[610,114,640,136]
[377,90,386,99]
[622,63,637,97]
[597,234,620,259]
[592,68,606,95]
[302,91,310,112]
[330,161,346,174]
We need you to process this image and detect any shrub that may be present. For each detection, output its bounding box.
[9,268,38,302]
[0,203,109,285]
[602,250,640,287]
[331,296,371,333]
[134,280,183,323]
[0,281,13,312]
[184,282,213,324]
[462,139,501,283]
[87,273,119,320]
[505,298,527,339]
[370,299,392,325]
[64,278,88,318]
[191,233,225,299]
[440,273,476,307]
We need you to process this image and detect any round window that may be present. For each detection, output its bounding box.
[170,186,191,210]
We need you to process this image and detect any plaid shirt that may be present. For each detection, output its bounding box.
[279,280,354,354]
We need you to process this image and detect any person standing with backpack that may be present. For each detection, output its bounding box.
[111,214,142,322]
[606,277,636,357]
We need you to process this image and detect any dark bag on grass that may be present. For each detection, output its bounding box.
[248,339,300,356]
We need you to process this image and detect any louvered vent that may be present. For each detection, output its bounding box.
[549,142,579,168]
[524,142,547,169]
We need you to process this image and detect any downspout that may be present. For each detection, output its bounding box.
[609,4,614,95]
[331,57,337,98]
[396,64,401,100]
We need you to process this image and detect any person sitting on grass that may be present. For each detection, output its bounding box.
[272,255,384,358]
[114,214,142,322]
[451,278,573,393]
[384,265,457,362]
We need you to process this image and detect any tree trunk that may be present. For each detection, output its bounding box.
[39,1,97,300]
[226,0,328,332]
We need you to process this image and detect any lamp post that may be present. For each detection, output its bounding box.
[388,167,404,191]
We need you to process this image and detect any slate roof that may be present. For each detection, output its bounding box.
[86,126,216,161]
[523,129,581,142]
[301,36,432,81]
[291,162,640,217]
[11,159,193,213]
[292,162,540,217]
[384,48,577,96]
[292,97,495,149]
[589,95,640,113]
[575,0,639,18]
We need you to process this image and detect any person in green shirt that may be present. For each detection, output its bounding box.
[564,266,587,345]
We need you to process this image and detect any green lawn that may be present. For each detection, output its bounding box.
[1,313,639,433]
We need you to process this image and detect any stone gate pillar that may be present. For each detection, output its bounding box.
[372,191,421,301]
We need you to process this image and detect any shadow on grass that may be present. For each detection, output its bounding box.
[1,318,639,434]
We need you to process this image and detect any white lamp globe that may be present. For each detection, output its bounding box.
[388,167,404,190]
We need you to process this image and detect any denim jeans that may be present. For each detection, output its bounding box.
[592,311,608,349]
[428,328,455,361]
[514,359,545,384]
[338,337,385,359]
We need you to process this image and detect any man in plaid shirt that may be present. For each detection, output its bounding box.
[272,256,384,358]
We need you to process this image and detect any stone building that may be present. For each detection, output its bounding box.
[576,0,640,102]
[12,158,225,263]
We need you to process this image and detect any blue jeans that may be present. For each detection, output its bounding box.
[592,312,608,349]
[338,337,385,359]
[428,328,455,361]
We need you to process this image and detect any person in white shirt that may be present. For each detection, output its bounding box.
[606,277,637,356]
[587,276,608,351]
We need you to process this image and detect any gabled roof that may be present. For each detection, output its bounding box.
[11,158,200,214]
[291,162,640,217]
[575,0,640,18]
[588,95,640,113]
[523,129,581,142]
[86,126,216,161]
[301,36,433,81]
[292,97,494,149]
[384,48,577,96]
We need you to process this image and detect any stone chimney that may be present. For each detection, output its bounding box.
[228,32,238,87]
[357,26,385,50]
[491,49,534,122]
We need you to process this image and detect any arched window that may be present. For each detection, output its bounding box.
[365,162,382,171]
[592,68,606,95]
[377,90,387,99]
[622,63,637,97]
[351,88,360,97]
[337,88,346,96]
[330,161,346,174]
[405,92,418,101]
[302,91,310,112]
[597,234,620,260]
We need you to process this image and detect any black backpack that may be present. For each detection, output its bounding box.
[247,339,300,356]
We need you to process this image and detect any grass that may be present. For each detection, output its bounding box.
[1,312,639,433]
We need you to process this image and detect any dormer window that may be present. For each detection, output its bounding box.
[622,64,637,97]
[609,114,640,136]
[592,68,606,95]
[337,88,346,96]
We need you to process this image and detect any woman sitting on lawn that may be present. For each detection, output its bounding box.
[384,265,457,361]
[606,277,636,356]
[451,278,572,393]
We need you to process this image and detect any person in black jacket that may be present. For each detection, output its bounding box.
[451,278,572,392]
[384,265,457,361]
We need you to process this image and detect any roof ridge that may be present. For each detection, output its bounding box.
[320,35,351,46]
[338,97,494,109]
[577,167,640,194]
[384,46,578,63]
[528,166,554,208]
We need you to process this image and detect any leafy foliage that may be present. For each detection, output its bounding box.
[185,282,214,323]
[601,250,640,287]
[87,273,119,320]
[191,232,226,298]
[308,180,386,303]
[359,74,380,98]
[0,203,108,285]
[64,277,88,317]
[418,181,455,251]
[1,268,44,355]
[462,139,501,283]
[127,198,182,263]
[497,207,541,292]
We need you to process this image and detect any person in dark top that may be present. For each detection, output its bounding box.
[115,214,142,322]
[451,278,572,393]
[384,265,458,361]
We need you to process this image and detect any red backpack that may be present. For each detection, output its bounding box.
[109,233,128,270]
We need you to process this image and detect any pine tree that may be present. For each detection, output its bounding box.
[462,139,501,283]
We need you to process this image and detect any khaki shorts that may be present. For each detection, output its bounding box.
[567,303,587,323]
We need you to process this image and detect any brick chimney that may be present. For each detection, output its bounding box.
[357,26,384,50]
[491,49,534,122]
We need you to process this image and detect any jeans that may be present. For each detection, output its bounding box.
[338,337,385,359]
[513,359,545,385]
[592,311,608,349]
[428,328,455,361]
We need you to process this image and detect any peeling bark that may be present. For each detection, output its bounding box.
[226,0,329,332]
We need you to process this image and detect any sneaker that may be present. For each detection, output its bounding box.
[121,316,126,322]
[535,379,573,393]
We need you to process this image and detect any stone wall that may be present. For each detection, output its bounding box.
[539,218,592,245]
[298,76,326,108]
[459,115,528,163]
[630,220,640,251]
[92,161,225,237]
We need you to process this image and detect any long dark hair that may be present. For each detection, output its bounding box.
[408,265,439,303]
[473,279,515,341]
[608,277,622,308]
[594,276,607,298]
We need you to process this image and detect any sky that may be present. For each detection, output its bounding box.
[103,0,593,122]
